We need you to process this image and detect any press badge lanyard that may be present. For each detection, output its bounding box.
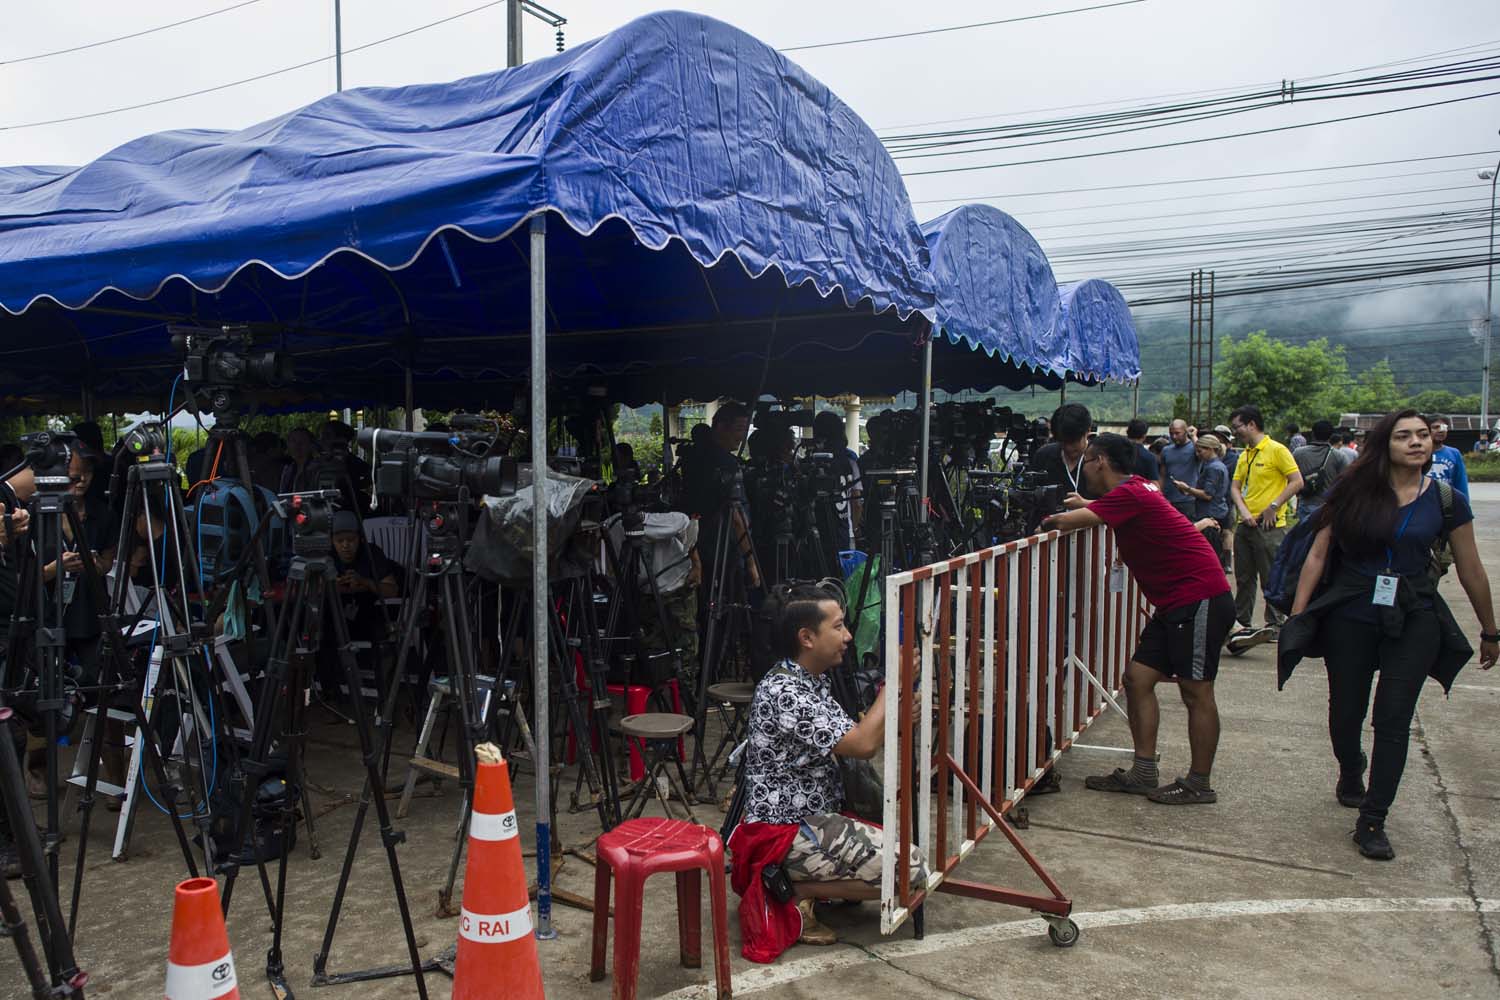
[1373,494,1421,607]
[1063,452,1084,492]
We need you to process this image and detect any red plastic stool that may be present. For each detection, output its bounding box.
[590,817,732,1000]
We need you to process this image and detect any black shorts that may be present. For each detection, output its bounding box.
[1133,591,1235,682]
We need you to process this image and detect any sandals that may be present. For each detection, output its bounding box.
[1083,768,1157,795]
[1147,778,1217,805]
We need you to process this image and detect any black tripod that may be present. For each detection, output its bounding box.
[1,470,200,916]
[492,570,621,831]
[0,703,88,999]
[314,496,486,984]
[68,448,224,934]
[600,507,688,698]
[690,494,764,792]
[218,491,428,1000]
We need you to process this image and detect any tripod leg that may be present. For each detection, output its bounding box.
[0,854,57,998]
[318,571,430,997]
[0,705,87,995]
[220,577,304,915]
[431,572,482,917]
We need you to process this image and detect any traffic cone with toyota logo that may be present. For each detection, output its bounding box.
[452,742,544,999]
[164,877,240,999]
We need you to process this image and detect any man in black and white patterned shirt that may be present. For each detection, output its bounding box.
[741,584,925,945]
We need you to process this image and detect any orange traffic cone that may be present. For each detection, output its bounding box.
[164,877,240,999]
[453,742,544,999]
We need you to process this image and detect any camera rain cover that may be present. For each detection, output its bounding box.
[466,466,595,585]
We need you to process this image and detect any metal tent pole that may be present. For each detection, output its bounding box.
[528,213,555,940]
[917,337,933,524]
[507,0,523,67]
[404,364,414,431]
[334,0,343,91]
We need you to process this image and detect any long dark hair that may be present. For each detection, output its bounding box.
[1318,409,1433,558]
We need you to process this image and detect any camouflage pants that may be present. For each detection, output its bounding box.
[784,813,928,887]
[638,585,700,694]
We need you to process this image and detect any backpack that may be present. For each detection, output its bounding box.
[1267,480,1456,615]
[1300,446,1336,500]
[1264,516,1323,615]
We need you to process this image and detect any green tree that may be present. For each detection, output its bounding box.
[648,411,663,438]
[1408,389,1481,415]
[1213,331,1350,430]
[1344,359,1405,415]
[1171,394,1192,423]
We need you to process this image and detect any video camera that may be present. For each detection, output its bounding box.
[358,419,518,501]
[170,324,292,424]
[171,325,290,388]
[605,461,665,535]
[965,469,1063,543]
[19,429,80,493]
[120,422,168,459]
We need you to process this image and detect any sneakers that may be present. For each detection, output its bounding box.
[1146,778,1218,805]
[1029,769,1062,795]
[797,898,837,946]
[1352,819,1395,860]
[1336,752,1368,809]
[1084,768,1158,795]
[1225,625,1277,657]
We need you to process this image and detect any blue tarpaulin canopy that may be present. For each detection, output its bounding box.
[0,10,953,409]
[921,204,1065,387]
[1058,279,1142,383]
[920,205,1141,388]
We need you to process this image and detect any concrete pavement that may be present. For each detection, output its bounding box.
[9,485,1499,999]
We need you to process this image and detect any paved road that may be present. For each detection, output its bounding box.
[15,485,1500,999]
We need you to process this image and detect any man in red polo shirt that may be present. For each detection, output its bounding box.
[1043,433,1235,805]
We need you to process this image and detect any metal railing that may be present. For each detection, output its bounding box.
[879,523,1148,938]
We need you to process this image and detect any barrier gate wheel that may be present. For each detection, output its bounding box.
[1046,917,1080,948]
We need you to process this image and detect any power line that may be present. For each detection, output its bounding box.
[907,149,1500,203]
[0,0,510,132]
[779,0,1146,53]
[1024,185,1482,232]
[887,56,1500,153]
[875,37,1500,133]
[902,88,1500,176]
[0,0,265,66]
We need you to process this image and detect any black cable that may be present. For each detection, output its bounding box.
[0,0,265,66]
[885,57,1500,153]
[779,0,1147,53]
[876,37,1500,134]
[907,149,1500,203]
[0,0,510,132]
[902,88,1500,176]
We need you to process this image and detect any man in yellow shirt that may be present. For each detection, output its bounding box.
[1228,405,1304,640]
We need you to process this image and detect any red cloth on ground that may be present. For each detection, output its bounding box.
[727,821,802,964]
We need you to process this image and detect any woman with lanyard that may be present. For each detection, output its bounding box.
[1284,410,1496,861]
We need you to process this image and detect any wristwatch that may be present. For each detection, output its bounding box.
[1481,631,1500,643]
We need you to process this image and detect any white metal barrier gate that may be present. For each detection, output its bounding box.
[878,523,1149,942]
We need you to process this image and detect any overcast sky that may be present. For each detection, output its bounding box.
[3,0,1498,332]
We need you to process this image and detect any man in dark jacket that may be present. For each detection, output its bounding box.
[1126,418,1159,481]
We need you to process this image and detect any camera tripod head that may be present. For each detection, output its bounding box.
[283,490,339,558]
[18,430,80,495]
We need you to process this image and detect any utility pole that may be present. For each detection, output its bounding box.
[507,0,523,67]
[1481,154,1499,432]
